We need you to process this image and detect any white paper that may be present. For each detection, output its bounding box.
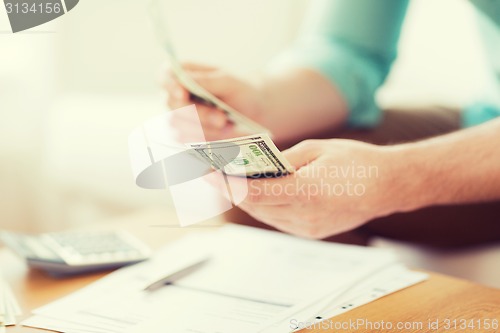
[262,265,427,332]
[22,225,426,333]
[0,275,21,328]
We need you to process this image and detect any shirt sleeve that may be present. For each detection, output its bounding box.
[270,0,409,128]
[470,0,500,28]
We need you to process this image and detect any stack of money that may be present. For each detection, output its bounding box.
[0,276,21,332]
[187,133,294,178]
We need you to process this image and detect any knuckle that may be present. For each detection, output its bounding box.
[296,140,312,151]
[295,139,322,155]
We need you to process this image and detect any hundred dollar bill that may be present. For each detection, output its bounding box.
[148,0,270,135]
[187,134,294,178]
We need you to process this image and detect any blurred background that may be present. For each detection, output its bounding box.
[0,0,499,287]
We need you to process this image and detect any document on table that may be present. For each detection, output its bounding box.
[22,225,427,333]
[0,276,21,332]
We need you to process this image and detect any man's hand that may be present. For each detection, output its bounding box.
[163,63,264,141]
[232,139,400,239]
[229,139,413,239]
[231,118,500,239]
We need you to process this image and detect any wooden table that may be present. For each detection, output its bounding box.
[3,210,500,332]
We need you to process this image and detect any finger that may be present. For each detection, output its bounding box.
[202,171,250,205]
[238,203,292,225]
[170,103,220,127]
[168,97,191,110]
[239,203,291,220]
[248,214,299,235]
[196,106,229,129]
[240,208,309,237]
[201,162,303,207]
[282,140,324,170]
[202,125,238,141]
[173,104,217,124]
[243,175,300,206]
[169,104,228,143]
[169,112,193,129]
[182,62,217,72]
[189,71,236,97]
[165,80,189,108]
[169,90,229,129]
[170,116,236,143]
[201,123,252,142]
[172,125,236,144]
[163,66,186,93]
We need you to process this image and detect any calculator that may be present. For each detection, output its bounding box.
[0,230,151,276]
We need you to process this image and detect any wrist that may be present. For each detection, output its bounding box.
[381,144,438,214]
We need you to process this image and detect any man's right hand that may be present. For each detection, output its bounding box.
[164,63,264,141]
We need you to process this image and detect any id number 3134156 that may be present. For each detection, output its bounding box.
[5,2,62,14]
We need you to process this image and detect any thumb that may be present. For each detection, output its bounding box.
[283,140,323,170]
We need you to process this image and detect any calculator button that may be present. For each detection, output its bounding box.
[41,231,151,266]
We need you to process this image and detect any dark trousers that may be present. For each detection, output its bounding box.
[225,107,500,249]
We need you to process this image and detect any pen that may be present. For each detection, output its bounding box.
[144,258,209,292]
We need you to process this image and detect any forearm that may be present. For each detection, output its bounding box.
[389,118,500,213]
[258,0,409,146]
[257,67,348,145]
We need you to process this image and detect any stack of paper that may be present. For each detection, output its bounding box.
[22,225,427,333]
[0,277,21,332]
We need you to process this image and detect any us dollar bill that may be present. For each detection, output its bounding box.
[187,134,294,178]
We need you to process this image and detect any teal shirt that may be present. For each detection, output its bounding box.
[275,0,500,128]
